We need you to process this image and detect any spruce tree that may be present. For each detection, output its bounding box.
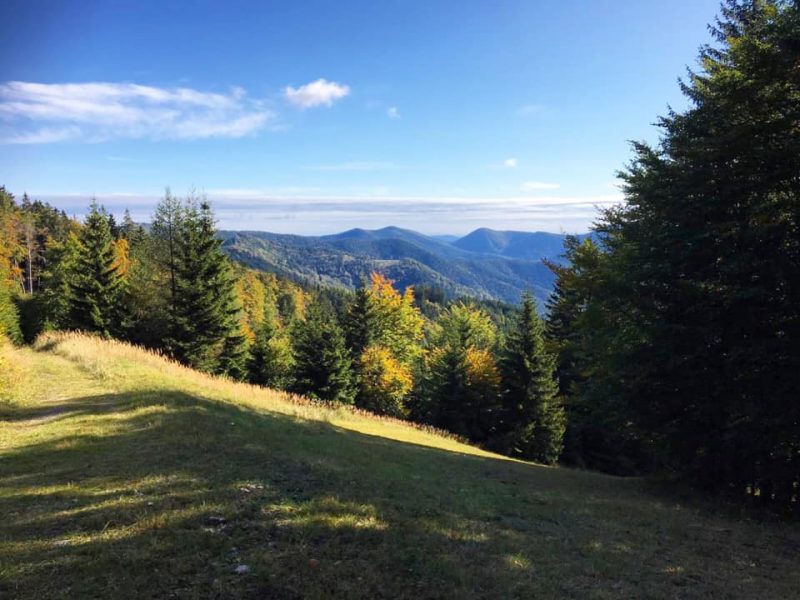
[169,199,246,375]
[150,189,184,341]
[248,316,294,390]
[343,285,377,357]
[39,231,82,331]
[68,202,125,337]
[120,209,146,246]
[418,303,501,442]
[589,0,800,503]
[498,293,564,464]
[291,304,355,403]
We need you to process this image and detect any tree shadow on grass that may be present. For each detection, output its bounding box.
[1,390,798,599]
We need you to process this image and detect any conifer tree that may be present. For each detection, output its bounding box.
[68,202,125,337]
[169,198,246,375]
[120,209,146,246]
[418,303,501,441]
[498,294,564,464]
[343,285,377,357]
[39,231,83,331]
[248,316,294,390]
[291,304,355,403]
[151,189,184,339]
[344,274,424,414]
[584,0,800,503]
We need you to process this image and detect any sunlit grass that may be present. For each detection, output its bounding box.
[1,332,798,599]
[31,331,493,457]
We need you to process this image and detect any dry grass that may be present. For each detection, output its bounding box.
[31,331,490,457]
[1,332,798,599]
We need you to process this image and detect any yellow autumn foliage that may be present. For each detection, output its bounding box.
[358,344,413,416]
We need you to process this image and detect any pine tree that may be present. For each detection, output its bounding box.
[150,189,184,344]
[67,202,125,337]
[248,316,294,390]
[343,285,377,357]
[498,293,564,464]
[39,230,83,331]
[589,0,800,504]
[291,304,355,403]
[120,209,146,247]
[168,198,246,375]
[418,303,501,442]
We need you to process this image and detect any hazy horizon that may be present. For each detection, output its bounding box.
[1,0,721,234]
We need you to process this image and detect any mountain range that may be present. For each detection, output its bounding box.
[220,226,587,304]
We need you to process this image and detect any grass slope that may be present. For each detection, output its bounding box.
[1,334,798,599]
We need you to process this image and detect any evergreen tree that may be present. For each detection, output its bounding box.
[169,198,247,375]
[343,285,377,357]
[39,231,83,331]
[587,0,800,505]
[417,303,501,442]
[248,316,294,390]
[344,274,424,415]
[120,209,146,246]
[150,188,184,343]
[291,305,355,403]
[498,294,564,464]
[67,202,125,337]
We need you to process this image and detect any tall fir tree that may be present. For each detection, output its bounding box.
[248,315,294,390]
[150,188,184,345]
[168,198,247,376]
[587,0,800,505]
[39,230,83,331]
[417,303,501,442]
[498,293,565,464]
[67,202,125,337]
[291,304,355,403]
[343,285,377,357]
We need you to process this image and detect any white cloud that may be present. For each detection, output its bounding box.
[387,106,400,120]
[33,191,622,235]
[504,158,518,168]
[0,81,273,143]
[516,104,545,117]
[521,181,560,191]
[284,78,350,109]
[308,161,395,172]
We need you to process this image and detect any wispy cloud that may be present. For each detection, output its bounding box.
[504,158,518,168]
[387,106,400,120]
[0,81,273,143]
[516,104,545,117]
[521,181,560,191]
[35,191,622,235]
[284,78,350,109]
[306,161,396,172]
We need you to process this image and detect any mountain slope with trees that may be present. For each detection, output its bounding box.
[219,228,560,304]
[2,332,798,599]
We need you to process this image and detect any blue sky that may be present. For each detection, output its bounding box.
[0,0,722,234]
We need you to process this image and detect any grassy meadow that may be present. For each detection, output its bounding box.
[1,333,798,599]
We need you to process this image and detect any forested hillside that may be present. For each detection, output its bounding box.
[0,188,563,465]
[1,0,798,515]
[220,228,558,304]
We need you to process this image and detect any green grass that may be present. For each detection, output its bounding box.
[1,333,798,599]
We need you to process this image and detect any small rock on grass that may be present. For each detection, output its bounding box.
[234,564,250,575]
